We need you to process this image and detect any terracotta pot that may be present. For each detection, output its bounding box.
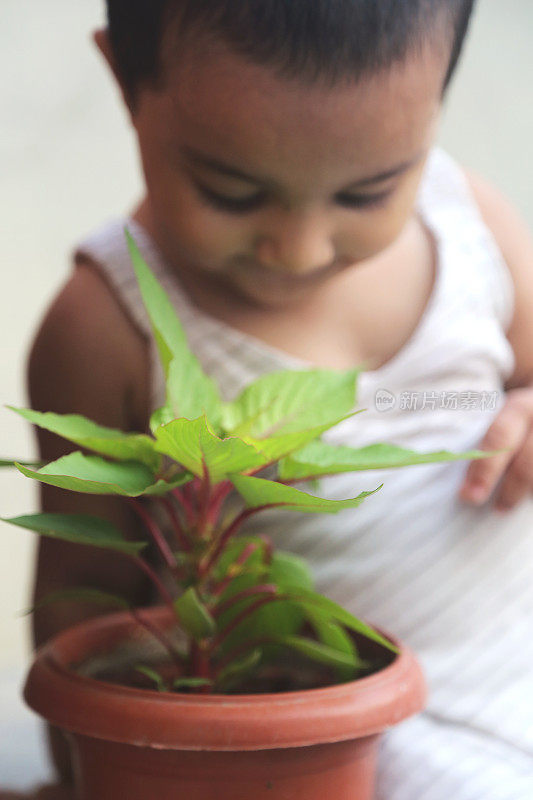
[24,607,426,800]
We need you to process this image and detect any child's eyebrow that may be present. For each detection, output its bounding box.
[181,146,267,185]
[344,153,425,189]
[181,145,423,190]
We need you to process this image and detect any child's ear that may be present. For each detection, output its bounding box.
[93,28,134,116]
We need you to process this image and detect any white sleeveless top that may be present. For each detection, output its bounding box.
[74,147,533,798]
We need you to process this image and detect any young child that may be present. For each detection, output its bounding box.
[28,1,533,797]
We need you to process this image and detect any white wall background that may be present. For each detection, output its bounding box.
[1,0,532,670]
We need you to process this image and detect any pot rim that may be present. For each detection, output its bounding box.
[24,605,426,751]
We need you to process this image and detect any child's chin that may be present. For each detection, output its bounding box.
[226,258,346,308]
[231,274,314,310]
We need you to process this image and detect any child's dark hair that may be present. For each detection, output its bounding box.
[106,0,476,103]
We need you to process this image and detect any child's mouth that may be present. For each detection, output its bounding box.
[237,260,344,285]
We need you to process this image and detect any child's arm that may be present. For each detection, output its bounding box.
[459,171,533,512]
[28,263,154,643]
[27,263,153,779]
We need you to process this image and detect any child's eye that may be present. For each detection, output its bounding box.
[335,190,391,210]
[194,182,266,213]
[194,180,391,215]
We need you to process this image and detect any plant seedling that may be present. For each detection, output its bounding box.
[2,231,496,693]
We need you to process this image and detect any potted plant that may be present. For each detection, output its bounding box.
[1,232,491,800]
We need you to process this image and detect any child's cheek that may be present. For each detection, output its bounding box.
[166,195,247,272]
[365,182,423,257]
[342,206,410,264]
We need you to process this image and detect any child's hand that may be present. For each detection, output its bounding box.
[459,387,533,512]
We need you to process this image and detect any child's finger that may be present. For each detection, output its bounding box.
[459,400,530,505]
[493,431,533,511]
[493,471,530,512]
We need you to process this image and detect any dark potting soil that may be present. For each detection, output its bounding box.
[75,628,395,695]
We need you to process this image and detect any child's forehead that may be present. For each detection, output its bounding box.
[140,43,446,183]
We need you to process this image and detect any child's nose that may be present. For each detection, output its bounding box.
[254,213,336,276]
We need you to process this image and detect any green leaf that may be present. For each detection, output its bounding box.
[0,459,44,468]
[285,587,398,653]
[304,608,362,681]
[174,588,216,641]
[211,537,267,584]
[215,649,262,691]
[236,551,312,631]
[14,453,159,496]
[268,550,313,592]
[1,513,147,555]
[231,474,382,513]
[154,416,266,482]
[244,552,313,644]
[159,356,223,431]
[125,229,189,376]
[141,474,193,496]
[214,547,312,608]
[149,406,173,433]
[136,666,168,692]
[274,635,358,670]
[21,587,130,616]
[125,231,223,428]
[213,549,314,661]
[280,440,498,481]
[7,407,161,471]
[222,368,360,437]
[243,411,363,464]
[306,612,357,659]
[173,677,214,690]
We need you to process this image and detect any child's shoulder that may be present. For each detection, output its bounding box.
[28,262,150,431]
[464,168,533,389]
[464,168,531,281]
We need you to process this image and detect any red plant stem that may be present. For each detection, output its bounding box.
[211,595,283,650]
[160,496,191,552]
[185,480,200,514]
[200,504,277,576]
[130,608,184,668]
[212,584,278,618]
[236,541,262,566]
[206,481,233,526]
[129,499,179,574]
[129,554,175,611]
[202,457,211,497]
[258,534,274,565]
[196,458,212,536]
[172,486,195,527]
[210,541,262,597]
[190,641,212,693]
[192,643,210,677]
